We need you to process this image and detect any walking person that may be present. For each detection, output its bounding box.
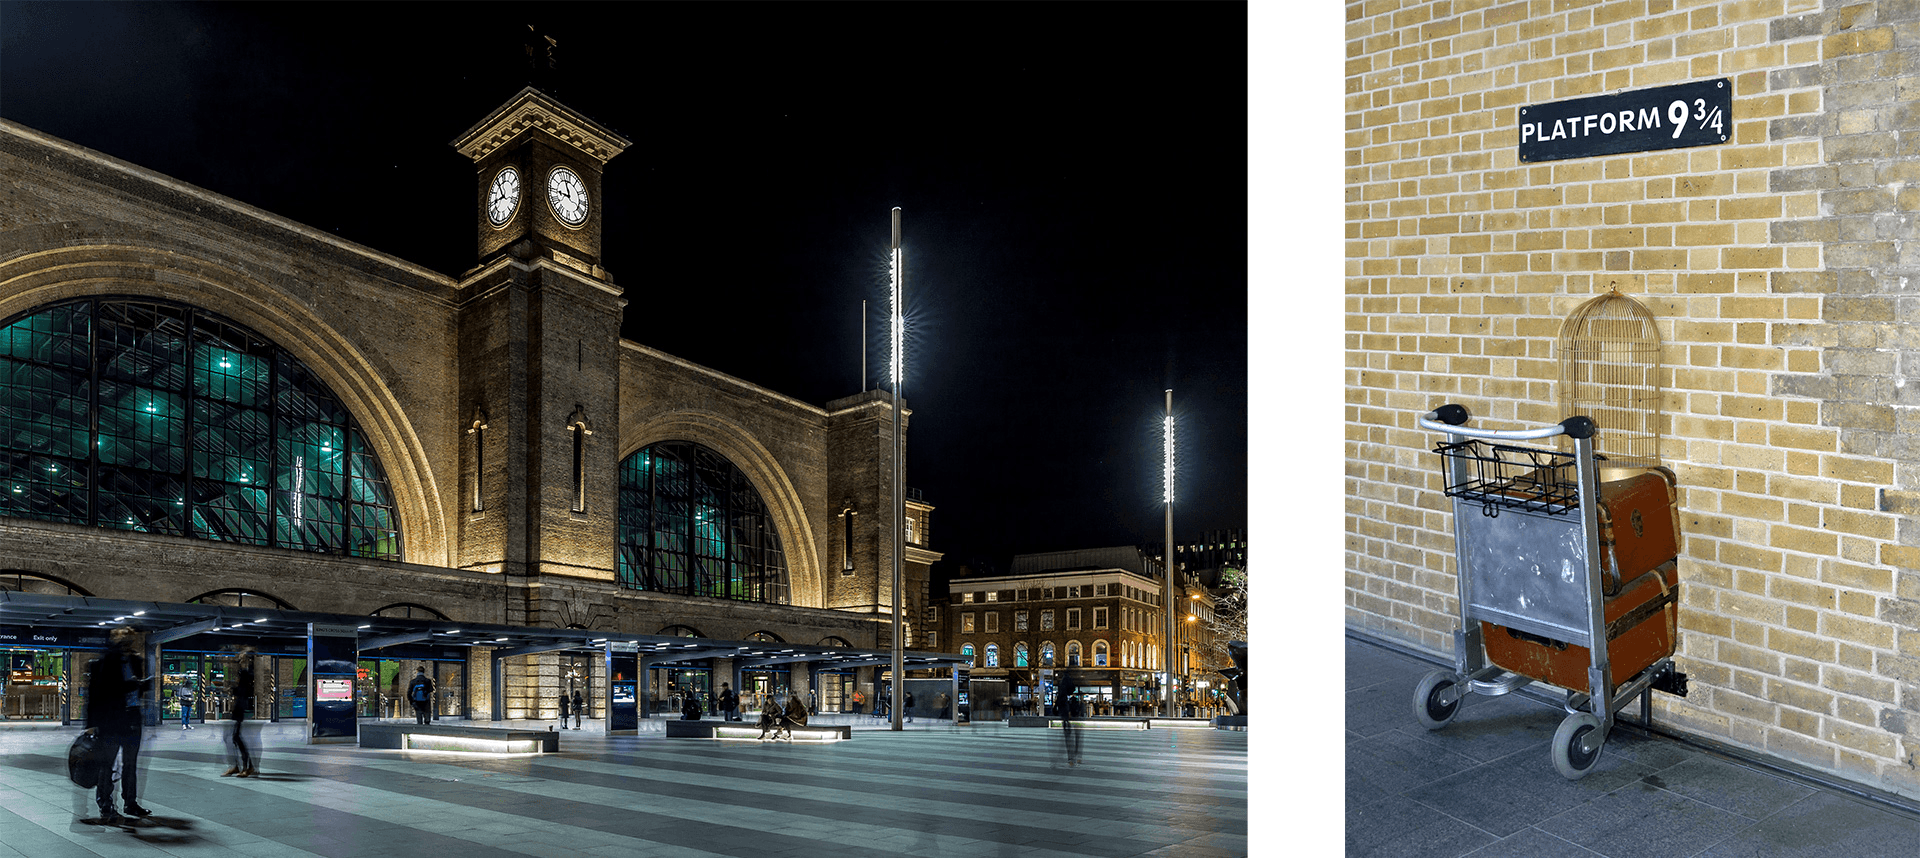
[904,690,914,724]
[85,627,153,823]
[177,676,194,730]
[718,683,737,721]
[407,667,434,725]
[558,687,570,729]
[572,688,585,729]
[223,648,257,778]
[1061,693,1084,767]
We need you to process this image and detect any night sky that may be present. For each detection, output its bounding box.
[0,2,1250,577]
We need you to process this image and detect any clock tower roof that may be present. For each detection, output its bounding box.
[451,86,630,165]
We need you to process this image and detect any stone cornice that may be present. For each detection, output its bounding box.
[451,87,631,165]
[619,340,829,417]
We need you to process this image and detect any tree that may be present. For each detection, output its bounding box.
[1201,566,1247,712]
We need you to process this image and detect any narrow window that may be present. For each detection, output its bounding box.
[985,612,999,633]
[567,407,591,514]
[468,410,488,512]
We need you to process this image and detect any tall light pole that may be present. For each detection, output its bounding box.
[1163,389,1176,718]
[889,207,905,732]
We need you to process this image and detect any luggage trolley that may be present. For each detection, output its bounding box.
[1412,404,1688,779]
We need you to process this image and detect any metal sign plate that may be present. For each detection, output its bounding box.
[1518,78,1730,162]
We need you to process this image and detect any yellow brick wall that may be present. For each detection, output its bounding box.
[1346,0,1920,797]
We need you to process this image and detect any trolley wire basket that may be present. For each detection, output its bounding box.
[1433,439,1579,516]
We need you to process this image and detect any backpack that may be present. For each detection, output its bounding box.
[410,679,429,702]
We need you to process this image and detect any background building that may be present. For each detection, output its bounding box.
[0,86,938,723]
[936,545,1218,718]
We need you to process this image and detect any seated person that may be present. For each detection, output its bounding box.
[758,697,784,740]
[783,694,808,729]
[681,694,703,721]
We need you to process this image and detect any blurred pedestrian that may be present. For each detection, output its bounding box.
[177,676,194,730]
[1061,693,1084,766]
[407,667,433,725]
[558,687,571,729]
[222,648,257,778]
[718,682,738,721]
[571,688,585,729]
[904,690,914,724]
[85,627,153,823]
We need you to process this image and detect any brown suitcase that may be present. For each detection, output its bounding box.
[1595,471,1679,595]
[1481,559,1678,694]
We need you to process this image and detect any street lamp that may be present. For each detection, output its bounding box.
[889,207,905,732]
[1162,389,1175,719]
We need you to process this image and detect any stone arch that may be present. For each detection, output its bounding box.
[0,243,450,566]
[622,410,822,607]
[185,588,298,610]
[0,568,94,596]
[370,602,450,620]
[658,624,703,637]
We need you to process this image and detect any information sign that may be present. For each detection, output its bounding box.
[1518,78,1730,162]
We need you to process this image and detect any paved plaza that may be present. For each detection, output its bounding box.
[0,715,1247,858]
[1347,633,1920,857]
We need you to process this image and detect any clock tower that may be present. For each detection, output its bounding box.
[452,87,630,276]
[452,87,631,628]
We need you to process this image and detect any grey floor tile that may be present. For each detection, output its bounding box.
[1542,779,1751,858]
[1403,743,1652,837]
[1459,826,1608,858]
[1346,792,1497,858]
[1691,791,1920,858]
[1346,727,1486,807]
[1639,756,1815,820]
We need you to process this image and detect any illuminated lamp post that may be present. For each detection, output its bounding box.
[1162,389,1176,719]
[890,207,905,732]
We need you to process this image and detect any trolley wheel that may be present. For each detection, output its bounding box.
[1552,712,1605,780]
[1412,670,1462,730]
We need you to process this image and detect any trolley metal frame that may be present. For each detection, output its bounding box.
[1411,404,1681,779]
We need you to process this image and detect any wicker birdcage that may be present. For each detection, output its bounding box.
[1557,291,1663,465]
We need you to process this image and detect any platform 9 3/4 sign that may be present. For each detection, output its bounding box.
[1518,78,1730,162]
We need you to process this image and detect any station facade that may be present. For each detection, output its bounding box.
[0,87,940,725]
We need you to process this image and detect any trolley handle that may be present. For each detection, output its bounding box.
[1417,404,1598,442]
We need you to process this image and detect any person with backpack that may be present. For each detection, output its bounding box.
[407,667,434,725]
[718,682,738,721]
[85,628,153,823]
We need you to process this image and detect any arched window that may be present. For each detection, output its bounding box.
[1093,640,1109,667]
[1066,641,1082,667]
[617,441,789,604]
[187,589,296,610]
[370,602,449,620]
[0,569,92,596]
[1041,642,1055,667]
[961,643,975,665]
[985,643,999,668]
[1014,642,1029,667]
[819,636,851,647]
[0,298,401,558]
[659,625,704,638]
[746,630,783,643]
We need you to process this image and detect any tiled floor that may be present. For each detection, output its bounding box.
[1347,633,1920,857]
[0,713,1247,857]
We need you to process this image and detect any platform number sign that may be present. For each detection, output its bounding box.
[1518,78,1731,162]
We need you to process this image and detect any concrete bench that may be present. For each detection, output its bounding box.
[359,723,558,753]
[664,719,852,741]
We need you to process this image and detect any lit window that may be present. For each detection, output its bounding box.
[1066,641,1082,667]
[1093,640,1108,667]
[1015,610,1028,632]
[1041,610,1055,631]
[1041,642,1055,666]
[961,592,974,603]
[986,591,998,602]
[1015,642,1029,667]
[616,440,789,604]
[985,644,999,668]
[962,643,975,665]
[0,298,401,559]
[962,612,976,634]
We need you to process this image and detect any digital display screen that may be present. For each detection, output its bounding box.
[612,682,635,704]
[316,678,352,702]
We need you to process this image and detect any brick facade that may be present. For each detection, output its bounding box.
[0,88,938,715]
[1343,0,1920,796]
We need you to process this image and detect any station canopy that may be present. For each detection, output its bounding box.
[0,590,969,671]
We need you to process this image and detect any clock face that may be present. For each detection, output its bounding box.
[486,166,520,226]
[547,165,589,226]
